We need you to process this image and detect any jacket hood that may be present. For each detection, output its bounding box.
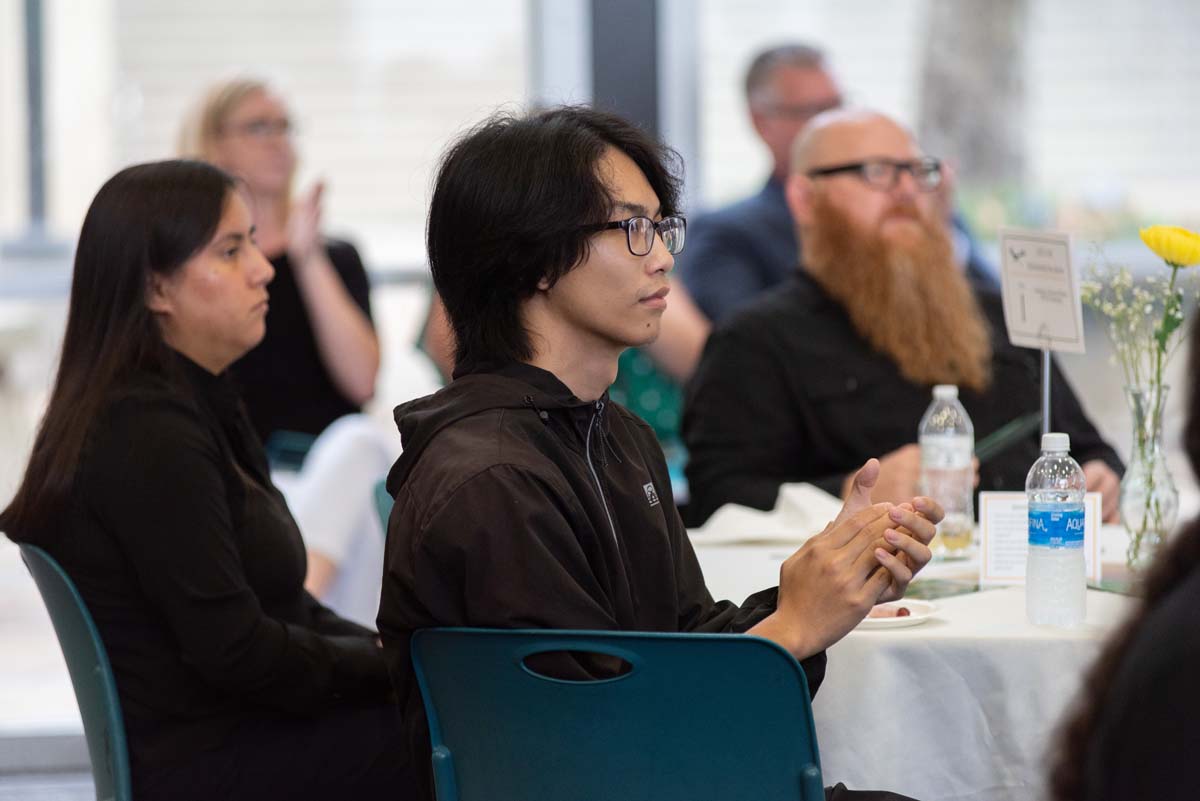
[385,364,598,495]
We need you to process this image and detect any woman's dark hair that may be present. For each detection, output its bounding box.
[426,105,683,374]
[0,160,236,539]
[1049,316,1200,799]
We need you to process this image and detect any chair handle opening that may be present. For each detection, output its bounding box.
[519,649,636,684]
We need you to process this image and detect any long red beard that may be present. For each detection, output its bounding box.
[804,196,992,393]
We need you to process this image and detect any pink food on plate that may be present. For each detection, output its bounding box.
[867,605,911,619]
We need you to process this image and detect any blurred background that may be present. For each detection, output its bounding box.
[3,0,1200,512]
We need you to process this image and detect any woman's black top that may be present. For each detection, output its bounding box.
[229,238,373,442]
[18,353,390,773]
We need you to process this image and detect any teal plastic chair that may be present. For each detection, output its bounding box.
[410,628,824,801]
[374,478,393,533]
[263,429,317,472]
[20,544,132,801]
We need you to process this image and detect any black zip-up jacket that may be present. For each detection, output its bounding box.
[378,362,824,799]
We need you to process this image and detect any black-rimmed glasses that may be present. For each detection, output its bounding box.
[588,215,687,256]
[806,157,943,192]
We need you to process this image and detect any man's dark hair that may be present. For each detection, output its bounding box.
[427,105,683,375]
[744,43,828,105]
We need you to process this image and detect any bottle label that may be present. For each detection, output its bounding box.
[1028,508,1085,548]
[919,434,973,470]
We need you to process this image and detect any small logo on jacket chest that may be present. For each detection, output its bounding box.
[643,482,660,507]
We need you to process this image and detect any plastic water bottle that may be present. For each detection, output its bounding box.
[1025,432,1087,627]
[918,385,975,557]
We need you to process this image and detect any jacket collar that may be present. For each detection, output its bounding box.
[472,361,586,407]
[387,361,612,495]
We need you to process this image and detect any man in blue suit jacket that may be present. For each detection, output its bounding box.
[677,43,993,324]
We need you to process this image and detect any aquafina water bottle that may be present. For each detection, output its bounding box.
[1025,432,1086,627]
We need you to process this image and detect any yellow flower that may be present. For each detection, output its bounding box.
[1139,225,1200,267]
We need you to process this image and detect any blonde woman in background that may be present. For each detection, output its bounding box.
[181,78,395,627]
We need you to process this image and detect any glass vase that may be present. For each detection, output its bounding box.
[1119,385,1178,571]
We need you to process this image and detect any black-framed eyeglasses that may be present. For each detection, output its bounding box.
[587,215,687,256]
[806,157,943,192]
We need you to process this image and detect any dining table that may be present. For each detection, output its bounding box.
[689,525,1137,801]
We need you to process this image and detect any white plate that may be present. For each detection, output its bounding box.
[856,600,938,630]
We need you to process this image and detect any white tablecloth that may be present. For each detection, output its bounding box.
[691,540,1135,801]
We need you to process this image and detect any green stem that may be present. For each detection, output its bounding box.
[1132,262,1179,567]
[1152,264,1179,420]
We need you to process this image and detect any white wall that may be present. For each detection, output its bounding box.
[23,0,528,270]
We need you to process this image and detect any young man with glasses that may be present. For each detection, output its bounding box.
[377,105,940,801]
[683,109,1122,526]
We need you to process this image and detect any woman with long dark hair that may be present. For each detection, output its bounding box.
[0,160,408,801]
[1049,320,1200,800]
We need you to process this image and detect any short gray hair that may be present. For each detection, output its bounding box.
[744,43,828,106]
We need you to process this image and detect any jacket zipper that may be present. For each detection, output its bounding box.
[585,399,619,545]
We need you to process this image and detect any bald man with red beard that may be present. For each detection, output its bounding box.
[683,109,1122,527]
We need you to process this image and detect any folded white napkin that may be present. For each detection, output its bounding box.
[688,483,844,544]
